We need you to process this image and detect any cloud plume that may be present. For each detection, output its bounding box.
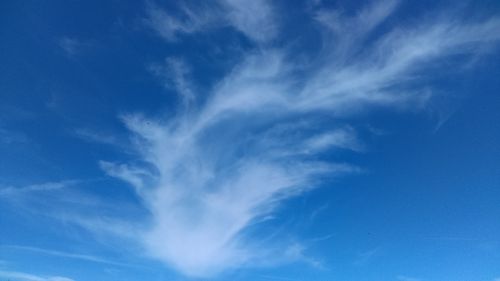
[101,0,500,277]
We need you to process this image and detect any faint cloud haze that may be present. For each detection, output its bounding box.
[397,275,423,281]
[59,37,92,57]
[0,270,75,281]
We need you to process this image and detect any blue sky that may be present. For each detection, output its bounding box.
[1,0,500,280]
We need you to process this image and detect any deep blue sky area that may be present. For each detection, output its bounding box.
[1,1,500,281]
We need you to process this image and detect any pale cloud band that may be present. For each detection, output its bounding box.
[0,270,74,281]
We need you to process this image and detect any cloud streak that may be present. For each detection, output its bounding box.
[0,180,80,196]
[145,0,278,43]
[0,270,74,281]
[397,276,423,281]
[99,0,500,277]
[2,245,133,268]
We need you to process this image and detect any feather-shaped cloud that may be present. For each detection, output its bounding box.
[99,0,500,277]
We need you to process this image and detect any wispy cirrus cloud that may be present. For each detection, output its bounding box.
[219,0,278,43]
[149,57,196,107]
[2,245,133,268]
[0,127,28,144]
[0,180,80,197]
[354,247,381,266]
[144,2,217,42]
[73,128,121,146]
[58,37,93,57]
[0,178,142,245]
[0,270,74,281]
[97,0,500,278]
[397,275,423,281]
[145,0,277,43]
[314,0,400,54]
[59,37,82,56]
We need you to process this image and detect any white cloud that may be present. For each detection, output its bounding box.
[47,278,73,281]
[354,247,380,266]
[149,57,196,107]
[0,180,80,197]
[0,178,143,245]
[304,127,364,153]
[73,128,120,146]
[315,0,399,51]
[397,275,423,281]
[99,161,153,196]
[59,37,81,56]
[283,242,323,268]
[219,0,278,42]
[145,2,217,42]
[0,270,74,281]
[298,17,500,113]
[58,37,92,57]
[3,245,132,268]
[145,0,277,43]
[0,127,28,144]
[100,1,500,278]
